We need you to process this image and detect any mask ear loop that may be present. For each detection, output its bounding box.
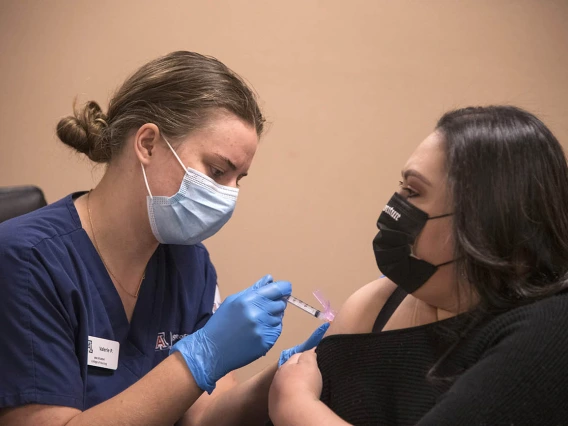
[141,163,153,198]
[429,212,453,220]
[435,259,456,268]
[162,136,189,173]
[140,134,187,199]
[409,212,453,258]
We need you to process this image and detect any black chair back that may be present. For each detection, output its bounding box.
[0,186,47,223]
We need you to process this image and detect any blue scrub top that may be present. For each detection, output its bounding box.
[0,193,218,410]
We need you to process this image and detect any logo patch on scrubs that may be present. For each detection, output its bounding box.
[155,332,190,351]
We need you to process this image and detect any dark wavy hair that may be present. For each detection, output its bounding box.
[439,106,568,313]
[428,106,568,383]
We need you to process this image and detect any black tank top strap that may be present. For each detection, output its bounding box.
[372,285,408,333]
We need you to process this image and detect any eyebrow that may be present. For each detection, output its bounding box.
[214,153,248,177]
[214,153,238,171]
[401,169,432,186]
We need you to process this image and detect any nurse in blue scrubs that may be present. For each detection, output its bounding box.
[0,51,303,425]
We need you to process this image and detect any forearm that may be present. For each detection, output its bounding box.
[271,398,352,426]
[69,353,203,426]
[177,373,238,426]
[197,363,278,426]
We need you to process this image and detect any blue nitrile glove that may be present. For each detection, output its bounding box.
[171,274,291,394]
[278,322,330,367]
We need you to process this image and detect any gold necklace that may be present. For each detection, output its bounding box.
[87,192,145,298]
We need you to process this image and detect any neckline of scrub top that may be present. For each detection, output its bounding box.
[67,192,160,362]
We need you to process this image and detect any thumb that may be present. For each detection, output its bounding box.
[226,274,273,302]
[256,280,292,300]
[297,322,330,352]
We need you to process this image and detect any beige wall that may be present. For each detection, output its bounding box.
[1,0,567,381]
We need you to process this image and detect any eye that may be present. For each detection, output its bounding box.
[399,180,418,198]
[210,166,225,179]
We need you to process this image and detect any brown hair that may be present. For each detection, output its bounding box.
[57,51,265,163]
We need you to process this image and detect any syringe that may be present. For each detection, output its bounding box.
[286,295,330,321]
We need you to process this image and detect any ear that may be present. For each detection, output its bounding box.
[134,123,161,165]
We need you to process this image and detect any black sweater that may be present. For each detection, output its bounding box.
[315,288,568,425]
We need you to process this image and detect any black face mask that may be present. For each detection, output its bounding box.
[372,192,453,293]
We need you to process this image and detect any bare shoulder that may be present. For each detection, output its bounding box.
[326,277,398,335]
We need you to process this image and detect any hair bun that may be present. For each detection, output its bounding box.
[57,101,111,163]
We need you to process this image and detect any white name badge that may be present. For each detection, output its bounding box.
[87,336,120,370]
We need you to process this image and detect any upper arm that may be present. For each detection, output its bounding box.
[326,277,397,335]
[0,242,84,411]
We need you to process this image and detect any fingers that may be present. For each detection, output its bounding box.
[298,322,330,351]
[278,347,293,367]
[260,310,285,327]
[256,280,292,300]
[261,299,287,316]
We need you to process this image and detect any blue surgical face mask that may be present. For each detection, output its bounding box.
[141,138,238,245]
